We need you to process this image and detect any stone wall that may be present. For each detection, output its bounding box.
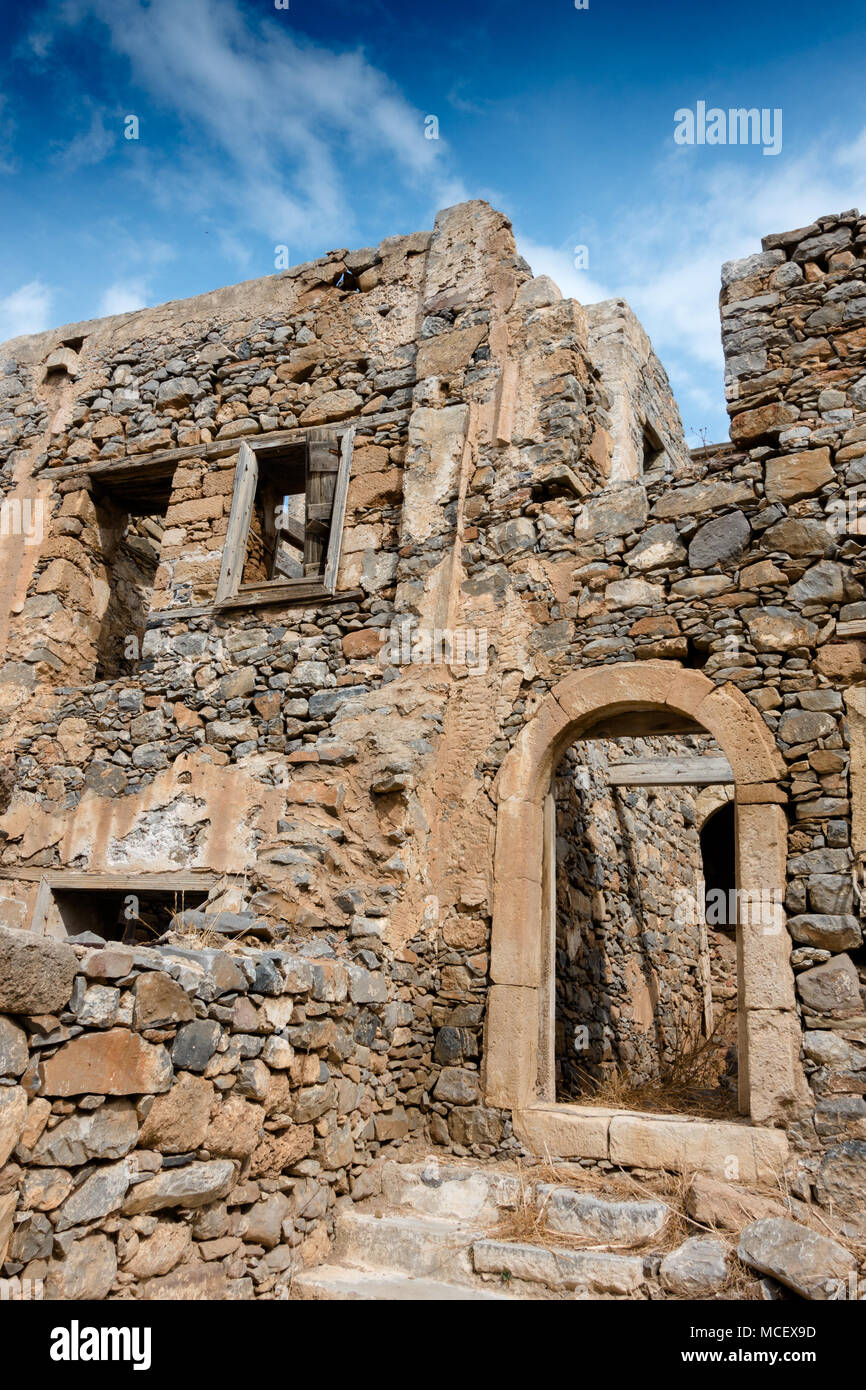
[585,299,691,484]
[1,198,866,1227]
[0,919,456,1299]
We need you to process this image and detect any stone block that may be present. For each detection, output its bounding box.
[511,1104,610,1160]
[29,1099,138,1165]
[608,1113,788,1182]
[0,1085,27,1166]
[0,928,78,1014]
[738,1217,856,1299]
[764,448,834,503]
[38,1029,173,1096]
[138,1072,214,1154]
[797,955,862,1018]
[484,985,538,1110]
[122,1160,236,1214]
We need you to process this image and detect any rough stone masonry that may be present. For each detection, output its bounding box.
[0,199,865,1299]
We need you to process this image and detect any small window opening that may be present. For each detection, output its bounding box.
[334,269,359,292]
[43,366,71,386]
[642,421,666,473]
[62,336,85,353]
[93,472,172,680]
[48,886,210,944]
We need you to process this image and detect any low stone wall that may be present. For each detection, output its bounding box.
[0,921,444,1299]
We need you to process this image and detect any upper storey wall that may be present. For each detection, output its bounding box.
[0,228,430,674]
[0,202,537,689]
[721,207,866,461]
[585,298,690,483]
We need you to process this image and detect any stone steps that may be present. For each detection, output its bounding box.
[294,1158,686,1301]
[472,1238,646,1296]
[298,1156,851,1301]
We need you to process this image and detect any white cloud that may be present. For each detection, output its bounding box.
[517,132,866,442]
[47,0,458,247]
[216,229,254,271]
[0,280,54,341]
[97,279,150,316]
[52,105,115,171]
[514,237,613,308]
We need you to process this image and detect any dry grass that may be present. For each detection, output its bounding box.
[167,921,260,953]
[474,1151,865,1298]
[154,873,270,954]
[483,1158,766,1299]
[486,1156,690,1256]
[564,1024,740,1120]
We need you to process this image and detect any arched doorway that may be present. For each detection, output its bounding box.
[551,726,739,1115]
[485,663,807,1169]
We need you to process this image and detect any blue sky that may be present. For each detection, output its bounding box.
[0,0,864,443]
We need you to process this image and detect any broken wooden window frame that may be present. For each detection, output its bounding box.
[48,425,361,630]
[214,425,355,609]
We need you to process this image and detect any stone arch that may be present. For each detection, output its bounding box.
[485,661,807,1143]
[695,785,734,829]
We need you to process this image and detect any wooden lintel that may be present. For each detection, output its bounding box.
[41,418,372,484]
[608,756,734,787]
[586,711,703,739]
[0,869,220,889]
[144,586,364,626]
[214,585,364,612]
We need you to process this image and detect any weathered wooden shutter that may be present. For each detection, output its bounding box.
[304,430,340,575]
[323,427,354,594]
[215,441,258,602]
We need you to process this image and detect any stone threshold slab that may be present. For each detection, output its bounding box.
[513,1103,789,1183]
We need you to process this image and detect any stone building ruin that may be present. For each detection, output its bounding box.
[0,199,865,1299]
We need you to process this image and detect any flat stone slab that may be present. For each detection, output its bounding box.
[38,1029,173,1097]
[473,1239,644,1294]
[28,1100,138,1166]
[513,1105,789,1183]
[538,1186,667,1245]
[122,1160,236,1215]
[513,1105,610,1160]
[293,1264,515,1301]
[608,1113,789,1184]
[333,1211,475,1284]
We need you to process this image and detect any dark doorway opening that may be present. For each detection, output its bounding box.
[700,801,735,913]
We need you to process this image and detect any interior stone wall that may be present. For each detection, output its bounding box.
[96,512,165,679]
[553,736,717,1098]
